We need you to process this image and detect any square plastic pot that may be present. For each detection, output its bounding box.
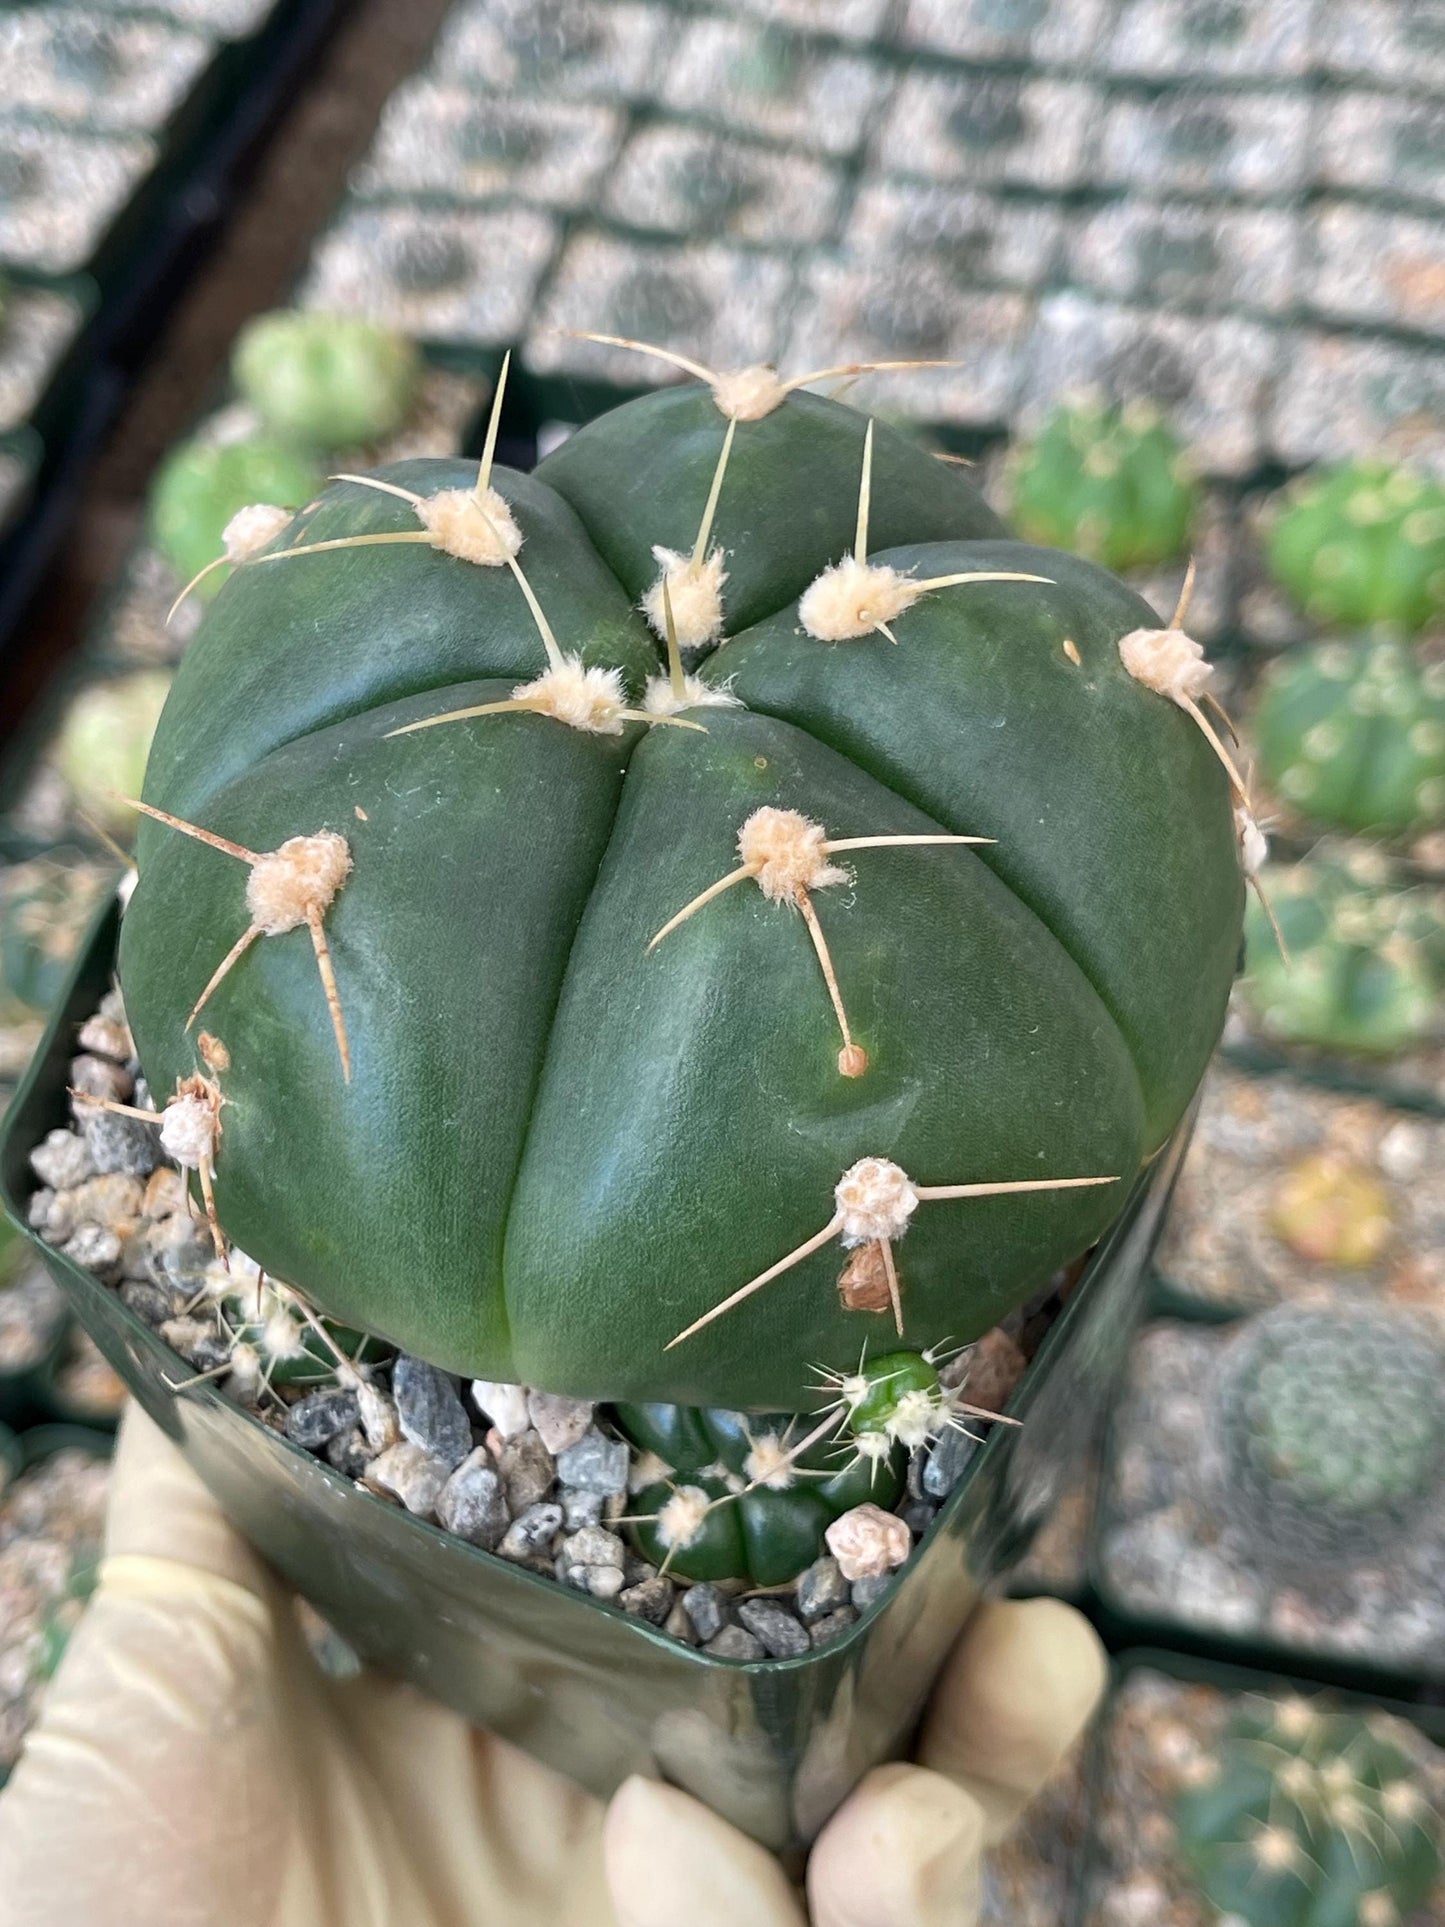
[0,902,1187,1857]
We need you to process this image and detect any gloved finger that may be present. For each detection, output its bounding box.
[0,1511,294,1927]
[916,1596,1107,1843]
[603,1776,807,1927]
[807,1761,986,1927]
[103,1400,271,1592]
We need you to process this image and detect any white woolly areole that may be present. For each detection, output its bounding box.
[1359,1896,1401,1927]
[512,658,630,735]
[261,1307,306,1361]
[246,832,352,935]
[743,1432,797,1491]
[887,1387,948,1451]
[825,1503,912,1582]
[710,364,788,422]
[1117,624,1212,703]
[737,806,849,903]
[222,503,292,562]
[854,1430,893,1463]
[1235,804,1269,876]
[656,1484,712,1550]
[799,557,922,642]
[158,1093,216,1168]
[227,1341,261,1387]
[416,486,523,566]
[642,546,728,648]
[834,1157,919,1247]
[641,672,740,718]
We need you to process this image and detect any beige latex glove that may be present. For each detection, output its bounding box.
[0,1404,1105,1927]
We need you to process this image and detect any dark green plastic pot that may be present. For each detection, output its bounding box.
[0,903,1185,1854]
[0,1418,19,1491]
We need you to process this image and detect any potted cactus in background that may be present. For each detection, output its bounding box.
[2,349,1248,1844]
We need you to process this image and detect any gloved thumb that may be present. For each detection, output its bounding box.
[603,1776,807,1927]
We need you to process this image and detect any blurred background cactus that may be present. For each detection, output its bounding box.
[1267,463,1445,638]
[1241,847,1444,1058]
[1253,639,1445,838]
[1175,1695,1443,1927]
[148,435,320,597]
[1217,1303,1444,1570]
[1005,398,1197,575]
[232,311,422,454]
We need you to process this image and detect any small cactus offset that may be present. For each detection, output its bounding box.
[115,349,1245,1411]
[1175,1695,1443,1927]
[1217,1303,1444,1569]
[1254,639,1445,838]
[1005,397,1198,575]
[1267,460,1445,637]
[232,311,422,454]
[615,1349,996,1583]
[1242,847,1444,1059]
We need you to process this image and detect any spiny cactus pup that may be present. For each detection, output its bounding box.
[1268,460,1445,637]
[1254,639,1445,838]
[1175,1694,1443,1927]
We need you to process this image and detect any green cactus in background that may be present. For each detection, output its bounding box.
[0,858,112,1018]
[1268,460,1445,636]
[1242,847,1444,1058]
[1254,638,1445,837]
[51,670,173,837]
[115,355,1244,1411]
[1006,398,1198,575]
[1217,1303,1444,1568]
[1175,1695,1443,1927]
[149,435,320,598]
[232,312,422,454]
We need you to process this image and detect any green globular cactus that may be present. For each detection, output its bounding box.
[52,670,172,837]
[1254,639,1445,837]
[149,435,321,599]
[1242,847,1443,1058]
[115,357,1244,1411]
[1175,1695,1443,1927]
[1218,1303,1444,1569]
[1268,460,1445,637]
[1005,399,1198,575]
[221,1274,372,1395]
[232,311,422,454]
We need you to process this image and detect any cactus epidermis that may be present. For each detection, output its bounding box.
[117,352,1244,1410]
[1176,1695,1442,1927]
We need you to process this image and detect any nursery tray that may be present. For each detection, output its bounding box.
[0,901,1185,1856]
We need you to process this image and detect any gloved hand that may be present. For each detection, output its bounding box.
[0,1404,1106,1927]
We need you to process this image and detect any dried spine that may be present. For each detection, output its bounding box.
[648,804,993,1078]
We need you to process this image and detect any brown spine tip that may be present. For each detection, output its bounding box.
[838,1042,869,1078]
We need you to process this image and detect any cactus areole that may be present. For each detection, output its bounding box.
[118,377,1244,1411]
